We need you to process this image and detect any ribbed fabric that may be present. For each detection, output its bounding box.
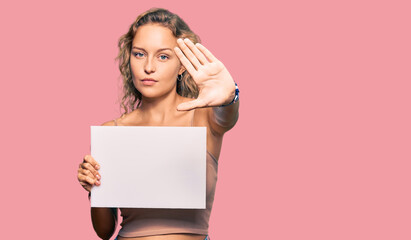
[114,109,219,237]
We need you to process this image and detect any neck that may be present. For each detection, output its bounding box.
[139,90,184,124]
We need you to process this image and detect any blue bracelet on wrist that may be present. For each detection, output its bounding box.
[220,83,239,107]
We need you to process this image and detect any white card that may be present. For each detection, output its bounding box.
[90,126,206,209]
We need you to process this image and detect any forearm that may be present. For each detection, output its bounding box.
[91,207,117,240]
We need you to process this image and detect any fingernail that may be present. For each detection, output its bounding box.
[96,180,100,185]
[97,174,101,179]
[96,164,100,170]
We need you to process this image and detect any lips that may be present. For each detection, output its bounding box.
[142,78,157,82]
[141,78,158,86]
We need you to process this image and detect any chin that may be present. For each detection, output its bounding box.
[134,82,177,99]
[136,88,161,98]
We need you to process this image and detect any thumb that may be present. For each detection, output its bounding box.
[177,99,206,111]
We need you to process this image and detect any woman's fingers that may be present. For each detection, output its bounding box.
[81,162,101,180]
[176,38,202,70]
[82,155,101,180]
[77,173,99,193]
[195,43,218,63]
[78,155,101,192]
[78,172,96,186]
[182,38,209,65]
[177,98,207,111]
[83,155,100,170]
[81,168,98,182]
[77,169,100,189]
[174,46,197,77]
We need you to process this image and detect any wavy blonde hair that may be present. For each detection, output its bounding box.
[116,8,200,114]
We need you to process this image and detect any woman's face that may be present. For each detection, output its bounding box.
[130,23,185,99]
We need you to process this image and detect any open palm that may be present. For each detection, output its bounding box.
[174,38,236,111]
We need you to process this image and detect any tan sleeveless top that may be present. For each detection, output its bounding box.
[114,110,219,237]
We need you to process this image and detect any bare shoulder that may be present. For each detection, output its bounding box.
[100,120,115,126]
[100,112,132,126]
[101,111,141,126]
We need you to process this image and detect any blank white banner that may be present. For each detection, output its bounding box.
[90,126,206,209]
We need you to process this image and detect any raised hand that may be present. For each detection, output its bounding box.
[174,38,236,111]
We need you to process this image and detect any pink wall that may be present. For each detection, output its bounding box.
[1,0,410,239]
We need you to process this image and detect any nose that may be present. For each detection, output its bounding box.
[144,57,156,74]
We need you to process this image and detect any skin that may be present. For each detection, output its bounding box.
[77,23,239,240]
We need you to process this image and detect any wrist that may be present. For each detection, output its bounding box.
[220,82,239,107]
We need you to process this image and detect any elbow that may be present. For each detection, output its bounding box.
[210,110,239,136]
[226,111,239,131]
[213,104,239,129]
[94,227,115,240]
[94,226,115,240]
[220,109,239,130]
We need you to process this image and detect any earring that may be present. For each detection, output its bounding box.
[177,74,182,81]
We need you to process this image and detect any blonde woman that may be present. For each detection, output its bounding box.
[77,8,239,240]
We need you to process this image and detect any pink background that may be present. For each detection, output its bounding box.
[1,0,410,239]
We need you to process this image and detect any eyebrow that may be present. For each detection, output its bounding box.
[132,46,173,52]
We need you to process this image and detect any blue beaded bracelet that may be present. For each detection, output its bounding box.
[220,82,239,107]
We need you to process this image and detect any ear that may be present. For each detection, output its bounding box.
[178,65,186,75]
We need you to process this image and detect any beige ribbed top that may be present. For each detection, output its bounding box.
[114,110,219,238]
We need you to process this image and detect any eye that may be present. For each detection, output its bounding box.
[159,54,169,60]
[133,52,144,58]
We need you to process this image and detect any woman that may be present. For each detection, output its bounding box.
[77,8,239,240]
